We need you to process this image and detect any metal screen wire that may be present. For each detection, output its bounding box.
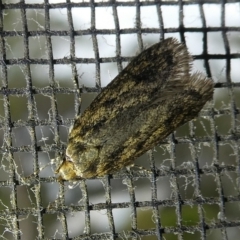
[0,0,240,239]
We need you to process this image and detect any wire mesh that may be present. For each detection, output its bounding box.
[0,0,240,239]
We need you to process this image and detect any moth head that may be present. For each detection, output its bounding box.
[55,158,78,181]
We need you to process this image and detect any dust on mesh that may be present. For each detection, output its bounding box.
[0,1,240,240]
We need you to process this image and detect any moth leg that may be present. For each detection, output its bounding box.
[126,164,152,176]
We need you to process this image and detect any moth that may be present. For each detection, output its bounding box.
[56,38,214,180]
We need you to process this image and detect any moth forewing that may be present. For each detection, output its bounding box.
[56,38,214,180]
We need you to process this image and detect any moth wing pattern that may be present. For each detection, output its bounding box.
[56,38,214,180]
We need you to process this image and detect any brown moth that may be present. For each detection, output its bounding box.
[56,38,214,180]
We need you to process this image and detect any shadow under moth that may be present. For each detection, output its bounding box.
[56,38,214,180]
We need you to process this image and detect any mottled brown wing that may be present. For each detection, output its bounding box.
[57,38,214,180]
[69,38,192,143]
